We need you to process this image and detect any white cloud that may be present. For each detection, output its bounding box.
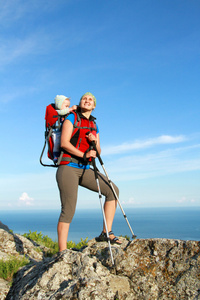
[0,1,59,25]
[0,87,37,104]
[0,138,199,210]
[0,171,59,209]
[0,1,24,23]
[0,33,50,68]
[102,135,186,155]
[102,143,200,181]
[176,197,197,205]
[0,2,86,69]
[122,197,141,206]
[18,192,34,207]
[177,197,187,204]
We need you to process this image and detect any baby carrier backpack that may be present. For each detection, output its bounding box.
[40,104,97,167]
[40,103,66,167]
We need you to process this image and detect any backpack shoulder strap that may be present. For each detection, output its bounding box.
[67,111,80,137]
[70,110,80,127]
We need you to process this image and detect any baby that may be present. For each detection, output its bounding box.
[54,95,77,116]
[53,95,77,162]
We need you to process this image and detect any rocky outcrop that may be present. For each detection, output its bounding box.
[0,221,10,233]
[0,229,44,261]
[0,223,199,300]
[0,227,48,300]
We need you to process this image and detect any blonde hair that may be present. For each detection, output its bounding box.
[80,92,96,107]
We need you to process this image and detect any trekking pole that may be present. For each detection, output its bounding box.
[92,157,115,266]
[91,142,137,239]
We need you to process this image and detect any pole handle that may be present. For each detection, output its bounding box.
[91,141,103,165]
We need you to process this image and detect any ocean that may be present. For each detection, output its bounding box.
[0,207,199,243]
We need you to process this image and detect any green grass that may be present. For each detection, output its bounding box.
[67,237,88,250]
[23,230,88,256]
[23,230,59,256]
[0,256,29,281]
[120,234,130,241]
[0,230,88,282]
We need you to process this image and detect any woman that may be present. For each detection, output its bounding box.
[56,92,121,252]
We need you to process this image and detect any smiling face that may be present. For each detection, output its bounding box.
[60,98,70,110]
[79,94,96,112]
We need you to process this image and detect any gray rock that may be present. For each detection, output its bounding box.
[0,226,199,300]
[0,221,10,232]
[0,229,43,261]
[0,278,10,300]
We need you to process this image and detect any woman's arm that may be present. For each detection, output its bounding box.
[60,119,97,159]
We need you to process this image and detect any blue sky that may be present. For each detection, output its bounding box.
[0,0,199,211]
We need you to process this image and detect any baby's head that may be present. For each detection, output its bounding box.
[54,95,70,110]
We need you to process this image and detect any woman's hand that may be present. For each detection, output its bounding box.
[86,132,97,144]
[87,132,101,156]
[86,149,96,159]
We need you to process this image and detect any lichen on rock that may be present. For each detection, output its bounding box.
[0,222,200,300]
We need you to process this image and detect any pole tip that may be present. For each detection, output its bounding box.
[109,264,116,274]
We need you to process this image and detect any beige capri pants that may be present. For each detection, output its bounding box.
[56,165,119,223]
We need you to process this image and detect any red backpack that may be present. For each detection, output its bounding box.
[40,103,66,167]
[40,104,97,167]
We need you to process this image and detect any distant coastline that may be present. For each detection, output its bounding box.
[0,207,199,243]
[0,205,200,212]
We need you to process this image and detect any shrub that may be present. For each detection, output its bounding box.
[23,231,59,256]
[122,235,130,241]
[67,238,88,250]
[0,256,29,281]
[23,231,88,256]
[0,232,88,282]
